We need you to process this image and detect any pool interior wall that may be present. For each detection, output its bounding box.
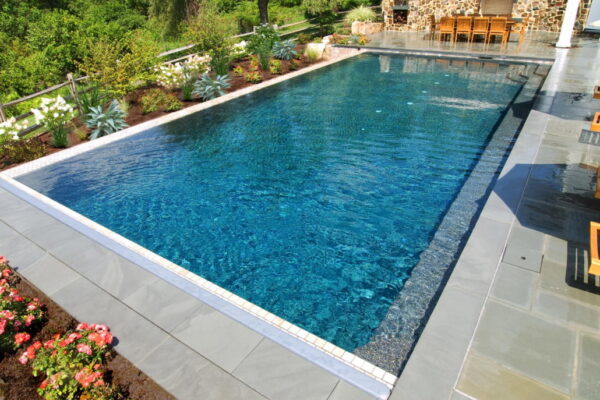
[15,53,547,375]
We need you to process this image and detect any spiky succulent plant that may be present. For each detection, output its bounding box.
[85,100,128,140]
[192,73,231,101]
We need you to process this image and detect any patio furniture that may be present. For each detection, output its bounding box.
[429,15,438,36]
[455,16,473,42]
[589,221,600,275]
[594,86,600,99]
[592,112,600,132]
[488,17,509,45]
[470,17,490,42]
[437,16,456,41]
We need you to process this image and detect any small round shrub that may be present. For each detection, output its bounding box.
[344,6,377,23]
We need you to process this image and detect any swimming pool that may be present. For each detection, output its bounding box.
[17,53,528,369]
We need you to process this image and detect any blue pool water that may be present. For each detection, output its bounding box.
[19,54,523,353]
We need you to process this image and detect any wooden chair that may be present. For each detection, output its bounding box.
[589,221,600,275]
[470,17,489,42]
[429,15,438,38]
[454,17,473,42]
[437,17,455,42]
[487,17,509,45]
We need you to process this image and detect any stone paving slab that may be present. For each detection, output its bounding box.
[472,300,576,392]
[490,262,538,309]
[138,336,268,400]
[328,381,379,400]
[457,353,569,400]
[576,334,600,400]
[232,338,340,400]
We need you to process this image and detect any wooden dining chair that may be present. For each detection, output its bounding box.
[437,16,455,42]
[454,16,473,42]
[488,17,509,45]
[470,17,489,42]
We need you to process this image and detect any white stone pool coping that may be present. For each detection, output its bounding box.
[0,49,399,398]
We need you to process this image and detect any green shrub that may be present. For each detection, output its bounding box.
[269,59,282,74]
[289,59,299,70]
[80,85,105,115]
[246,24,280,54]
[86,100,128,140]
[256,41,271,70]
[192,74,231,101]
[244,71,263,83]
[296,33,313,44]
[272,40,298,60]
[233,65,245,76]
[140,89,183,114]
[344,6,377,23]
[1,137,46,165]
[78,31,159,99]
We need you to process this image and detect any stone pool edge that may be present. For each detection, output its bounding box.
[0,49,397,399]
[387,51,561,399]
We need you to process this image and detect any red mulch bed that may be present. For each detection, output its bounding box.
[0,271,174,400]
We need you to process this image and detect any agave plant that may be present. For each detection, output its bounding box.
[272,40,298,61]
[85,100,128,140]
[192,74,231,101]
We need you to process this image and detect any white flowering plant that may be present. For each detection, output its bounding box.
[230,41,248,60]
[0,118,29,145]
[155,54,211,90]
[31,96,74,148]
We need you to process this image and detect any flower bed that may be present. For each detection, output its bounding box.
[0,257,173,400]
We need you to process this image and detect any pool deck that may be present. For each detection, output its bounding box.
[1,32,599,399]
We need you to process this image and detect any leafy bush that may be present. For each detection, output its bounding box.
[249,56,260,71]
[247,25,281,54]
[155,55,210,90]
[86,100,129,140]
[244,71,263,83]
[31,96,74,148]
[329,33,350,44]
[344,6,377,23]
[78,31,159,99]
[192,74,231,101]
[272,40,298,60]
[186,1,236,76]
[233,65,245,76]
[140,89,183,114]
[296,33,313,44]
[21,323,122,400]
[0,258,45,354]
[269,59,283,74]
[256,42,272,70]
[0,137,46,165]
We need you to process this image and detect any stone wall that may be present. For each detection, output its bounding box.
[381,0,592,32]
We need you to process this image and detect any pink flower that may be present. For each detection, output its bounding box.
[1,269,11,278]
[25,314,35,326]
[0,310,14,320]
[67,332,82,343]
[76,343,93,355]
[76,322,89,331]
[26,302,38,311]
[0,319,6,335]
[0,256,6,265]
[14,332,31,346]
[18,353,28,365]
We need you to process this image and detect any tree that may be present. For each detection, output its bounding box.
[149,0,199,37]
[258,0,269,24]
[303,0,341,35]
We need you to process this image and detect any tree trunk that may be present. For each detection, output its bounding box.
[258,0,269,24]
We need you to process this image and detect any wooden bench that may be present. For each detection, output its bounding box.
[589,221,600,275]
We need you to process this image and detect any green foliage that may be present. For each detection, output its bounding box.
[296,33,313,44]
[289,59,299,70]
[272,39,297,60]
[350,33,369,45]
[247,25,280,54]
[78,31,159,99]
[149,0,198,38]
[0,137,46,165]
[344,6,376,23]
[185,1,236,76]
[85,100,129,140]
[140,89,183,113]
[257,42,272,70]
[233,65,245,76]
[269,59,282,74]
[79,85,105,116]
[306,47,320,62]
[192,74,231,100]
[303,0,342,15]
[244,71,263,83]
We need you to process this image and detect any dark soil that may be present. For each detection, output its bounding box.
[0,271,174,400]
